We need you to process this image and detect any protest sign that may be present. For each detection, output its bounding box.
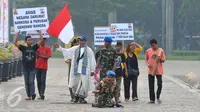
[13,7,49,32]
[111,23,134,40]
[94,26,117,46]
[26,30,49,38]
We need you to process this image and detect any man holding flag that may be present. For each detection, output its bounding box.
[47,5,96,103]
[64,38,80,102]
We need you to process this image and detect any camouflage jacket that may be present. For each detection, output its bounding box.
[95,46,117,73]
[95,77,118,95]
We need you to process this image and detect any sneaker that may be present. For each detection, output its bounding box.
[79,98,87,104]
[25,97,31,100]
[115,104,124,108]
[32,94,36,100]
[125,99,129,101]
[148,101,155,104]
[132,97,139,101]
[41,95,45,100]
[38,95,45,100]
[157,99,162,104]
[73,97,79,103]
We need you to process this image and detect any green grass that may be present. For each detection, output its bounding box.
[52,51,63,58]
[52,52,200,61]
[138,54,200,61]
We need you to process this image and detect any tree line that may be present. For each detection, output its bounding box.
[15,0,200,50]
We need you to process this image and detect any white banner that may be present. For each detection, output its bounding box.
[94,26,117,46]
[26,30,49,38]
[3,0,9,43]
[111,23,134,40]
[13,7,49,32]
[0,0,3,43]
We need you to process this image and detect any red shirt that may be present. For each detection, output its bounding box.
[36,46,52,70]
[145,48,166,75]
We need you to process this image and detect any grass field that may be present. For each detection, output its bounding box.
[52,52,200,61]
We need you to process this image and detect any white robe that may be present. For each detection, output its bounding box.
[58,47,71,83]
[57,45,96,96]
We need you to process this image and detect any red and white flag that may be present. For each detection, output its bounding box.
[47,5,74,44]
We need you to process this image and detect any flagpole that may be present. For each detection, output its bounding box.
[71,16,75,36]
[2,0,4,45]
[65,4,76,48]
[66,4,75,36]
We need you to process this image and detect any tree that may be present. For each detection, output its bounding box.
[174,0,200,50]
[15,0,200,50]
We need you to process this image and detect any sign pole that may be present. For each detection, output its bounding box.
[2,0,4,45]
[64,4,75,48]
[122,40,125,51]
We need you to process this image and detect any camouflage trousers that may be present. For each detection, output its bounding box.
[116,76,122,98]
[92,93,115,108]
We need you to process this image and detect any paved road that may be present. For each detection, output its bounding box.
[164,60,200,86]
[0,59,200,112]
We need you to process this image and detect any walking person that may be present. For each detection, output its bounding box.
[55,38,79,102]
[55,36,96,103]
[95,36,117,80]
[36,38,52,100]
[145,39,166,104]
[114,41,127,103]
[14,30,43,100]
[124,42,142,101]
[66,39,79,102]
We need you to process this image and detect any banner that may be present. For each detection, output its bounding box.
[111,23,134,40]
[46,5,74,44]
[94,26,117,46]
[13,7,49,32]
[0,0,3,43]
[3,0,8,43]
[26,30,49,38]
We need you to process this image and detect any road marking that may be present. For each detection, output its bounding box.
[164,75,200,93]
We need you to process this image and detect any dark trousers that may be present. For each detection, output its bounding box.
[124,76,138,99]
[36,69,47,96]
[23,69,36,97]
[148,75,162,101]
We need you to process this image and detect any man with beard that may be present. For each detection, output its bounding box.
[65,38,79,102]
[55,36,96,103]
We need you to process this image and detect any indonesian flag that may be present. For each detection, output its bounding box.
[47,5,74,44]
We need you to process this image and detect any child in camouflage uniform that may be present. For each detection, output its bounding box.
[92,70,123,108]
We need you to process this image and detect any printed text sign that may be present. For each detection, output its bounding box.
[13,7,49,32]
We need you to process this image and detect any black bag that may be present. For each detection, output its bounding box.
[127,55,139,77]
[128,67,139,76]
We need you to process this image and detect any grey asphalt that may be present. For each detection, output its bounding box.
[0,59,200,112]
